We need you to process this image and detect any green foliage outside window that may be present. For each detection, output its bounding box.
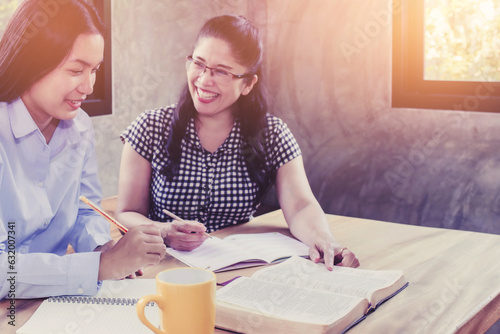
[425,0,500,82]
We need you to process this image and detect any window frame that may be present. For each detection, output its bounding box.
[82,0,112,116]
[392,0,500,113]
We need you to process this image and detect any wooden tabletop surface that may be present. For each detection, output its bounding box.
[2,204,499,334]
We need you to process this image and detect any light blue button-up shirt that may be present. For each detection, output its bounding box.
[0,98,111,299]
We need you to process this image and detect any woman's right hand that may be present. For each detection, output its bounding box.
[162,220,209,251]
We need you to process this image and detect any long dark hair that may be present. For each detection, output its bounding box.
[162,15,272,202]
[0,0,105,103]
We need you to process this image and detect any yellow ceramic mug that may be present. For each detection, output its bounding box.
[136,267,216,334]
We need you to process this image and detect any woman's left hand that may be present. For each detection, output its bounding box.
[308,236,360,270]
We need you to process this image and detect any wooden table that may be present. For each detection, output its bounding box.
[2,209,500,333]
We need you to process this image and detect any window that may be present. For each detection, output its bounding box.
[84,0,112,116]
[392,0,500,112]
[0,0,112,116]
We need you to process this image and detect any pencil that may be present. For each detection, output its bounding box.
[79,195,128,233]
[162,209,183,221]
[162,209,211,238]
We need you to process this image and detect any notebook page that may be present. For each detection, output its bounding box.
[166,236,263,271]
[224,233,310,263]
[96,279,157,300]
[16,300,159,334]
[17,279,159,334]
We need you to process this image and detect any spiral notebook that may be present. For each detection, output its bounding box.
[16,279,159,334]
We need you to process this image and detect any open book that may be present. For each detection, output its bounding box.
[166,232,310,272]
[216,256,408,334]
[16,279,158,334]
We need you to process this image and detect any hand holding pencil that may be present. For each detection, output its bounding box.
[162,209,210,251]
[79,195,167,280]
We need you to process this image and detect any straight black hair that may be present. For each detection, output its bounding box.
[162,15,273,204]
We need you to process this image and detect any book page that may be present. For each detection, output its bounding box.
[216,276,367,325]
[252,256,404,301]
[166,236,265,272]
[224,232,310,263]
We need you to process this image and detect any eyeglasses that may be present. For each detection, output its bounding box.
[185,56,253,84]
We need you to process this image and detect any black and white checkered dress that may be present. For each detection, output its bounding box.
[121,105,301,232]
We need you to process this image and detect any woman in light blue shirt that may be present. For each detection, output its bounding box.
[0,0,166,300]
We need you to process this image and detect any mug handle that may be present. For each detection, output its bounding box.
[136,294,165,334]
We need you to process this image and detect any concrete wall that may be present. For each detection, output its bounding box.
[94,0,500,235]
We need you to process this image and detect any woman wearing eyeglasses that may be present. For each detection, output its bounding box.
[117,15,359,269]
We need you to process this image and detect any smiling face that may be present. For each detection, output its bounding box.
[21,33,104,126]
[187,37,258,121]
